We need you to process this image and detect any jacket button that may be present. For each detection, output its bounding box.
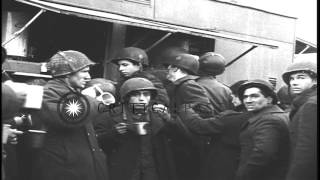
[87,133,90,136]
[92,148,96,151]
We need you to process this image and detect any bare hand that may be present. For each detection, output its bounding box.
[3,128,23,144]
[152,104,171,121]
[114,123,128,134]
[152,104,168,114]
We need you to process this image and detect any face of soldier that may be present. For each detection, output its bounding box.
[289,72,316,95]
[128,90,151,114]
[68,67,91,89]
[118,60,141,77]
[243,87,272,112]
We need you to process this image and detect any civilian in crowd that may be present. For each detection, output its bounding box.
[235,80,290,180]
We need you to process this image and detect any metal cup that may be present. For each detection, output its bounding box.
[26,130,47,148]
[133,122,149,135]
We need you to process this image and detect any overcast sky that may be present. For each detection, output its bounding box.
[231,0,317,44]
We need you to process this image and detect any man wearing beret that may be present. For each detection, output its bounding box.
[235,80,290,180]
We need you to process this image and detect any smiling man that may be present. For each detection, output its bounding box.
[235,79,290,180]
[282,61,317,180]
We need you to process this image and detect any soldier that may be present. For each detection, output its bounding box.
[111,47,169,106]
[31,50,108,180]
[282,61,317,180]
[235,80,290,180]
[197,52,234,113]
[164,53,214,180]
[94,78,176,180]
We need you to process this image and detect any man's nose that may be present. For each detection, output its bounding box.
[119,65,124,71]
[245,97,253,103]
[138,94,146,101]
[85,72,91,79]
[290,79,298,86]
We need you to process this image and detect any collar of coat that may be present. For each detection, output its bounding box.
[247,105,284,124]
[46,78,80,96]
[173,75,199,85]
[292,85,317,108]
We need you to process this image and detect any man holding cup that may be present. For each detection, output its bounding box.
[95,77,176,180]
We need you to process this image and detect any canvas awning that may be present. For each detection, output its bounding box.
[15,0,279,49]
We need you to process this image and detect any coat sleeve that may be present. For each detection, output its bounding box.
[179,81,214,117]
[36,88,100,129]
[286,101,317,180]
[236,116,285,180]
[177,105,235,135]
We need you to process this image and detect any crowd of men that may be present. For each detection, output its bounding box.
[2,46,317,180]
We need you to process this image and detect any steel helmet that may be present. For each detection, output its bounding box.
[238,79,278,104]
[198,52,226,76]
[119,77,157,101]
[86,78,117,96]
[166,53,199,75]
[282,61,317,85]
[48,50,95,77]
[111,47,149,66]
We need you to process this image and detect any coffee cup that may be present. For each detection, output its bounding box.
[133,122,149,135]
[26,130,47,148]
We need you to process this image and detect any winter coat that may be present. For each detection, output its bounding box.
[196,76,234,113]
[32,79,109,180]
[178,105,252,180]
[167,75,214,180]
[236,105,290,180]
[94,106,176,180]
[116,70,170,106]
[286,86,317,180]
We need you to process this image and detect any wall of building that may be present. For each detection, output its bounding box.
[215,39,295,90]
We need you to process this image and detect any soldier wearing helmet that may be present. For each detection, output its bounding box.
[94,78,176,180]
[32,50,108,180]
[282,61,317,180]
[47,50,95,89]
[111,47,169,106]
[235,79,290,180]
[164,53,214,180]
[197,52,234,114]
